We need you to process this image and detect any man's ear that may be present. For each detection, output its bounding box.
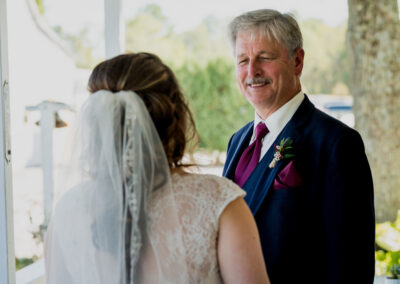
[293,48,305,76]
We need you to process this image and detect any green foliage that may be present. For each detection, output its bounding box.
[174,58,253,150]
[375,210,400,276]
[301,19,350,95]
[389,264,400,279]
[376,251,400,277]
[177,15,232,63]
[125,6,230,68]
[376,213,400,252]
[125,9,187,67]
[15,256,37,271]
[278,138,295,160]
[35,0,44,14]
[53,26,99,69]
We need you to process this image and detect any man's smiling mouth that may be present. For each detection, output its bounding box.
[245,78,272,87]
[249,82,268,87]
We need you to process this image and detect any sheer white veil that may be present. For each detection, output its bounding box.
[45,90,189,283]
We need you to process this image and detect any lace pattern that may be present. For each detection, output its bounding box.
[147,173,245,283]
[122,104,142,281]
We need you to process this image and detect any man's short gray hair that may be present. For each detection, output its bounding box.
[228,9,303,57]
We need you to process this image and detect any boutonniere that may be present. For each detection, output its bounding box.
[269,137,295,168]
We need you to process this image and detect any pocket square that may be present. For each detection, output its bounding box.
[273,160,303,190]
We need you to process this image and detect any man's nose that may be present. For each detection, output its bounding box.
[248,60,262,77]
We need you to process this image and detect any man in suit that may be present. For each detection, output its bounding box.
[223,9,375,283]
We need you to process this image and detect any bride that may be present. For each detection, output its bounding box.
[44,52,269,283]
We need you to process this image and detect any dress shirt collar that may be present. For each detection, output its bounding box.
[252,91,305,141]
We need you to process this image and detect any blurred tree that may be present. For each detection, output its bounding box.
[301,19,350,94]
[178,15,231,63]
[175,58,253,150]
[52,26,98,68]
[125,4,187,66]
[348,0,400,222]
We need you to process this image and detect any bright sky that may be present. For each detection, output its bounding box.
[43,0,349,34]
[153,0,349,29]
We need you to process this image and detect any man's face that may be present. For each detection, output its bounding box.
[235,31,304,119]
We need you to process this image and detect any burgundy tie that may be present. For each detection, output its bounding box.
[234,122,269,187]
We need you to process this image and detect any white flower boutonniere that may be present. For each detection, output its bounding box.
[269,137,295,168]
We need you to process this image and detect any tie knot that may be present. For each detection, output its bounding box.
[255,122,269,141]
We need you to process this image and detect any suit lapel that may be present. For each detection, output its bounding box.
[243,95,315,214]
[224,122,254,179]
[242,142,282,214]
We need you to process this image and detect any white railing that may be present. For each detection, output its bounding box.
[13,259,387,284]
[15,259,45,284]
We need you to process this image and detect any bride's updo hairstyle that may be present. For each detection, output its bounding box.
[88,52,197,169]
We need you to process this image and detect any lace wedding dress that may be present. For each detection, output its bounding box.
[145,172,245,283]
[45,172,244,284]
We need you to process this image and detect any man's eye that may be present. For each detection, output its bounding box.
[238,59,248,65]
[260,57,272,61]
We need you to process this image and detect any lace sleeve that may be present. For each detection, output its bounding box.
[207,175,246,221]
[173,174,246,233]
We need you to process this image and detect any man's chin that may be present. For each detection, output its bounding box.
[245,93,274,106]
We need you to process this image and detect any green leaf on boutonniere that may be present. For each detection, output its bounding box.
[269,137,296,168]
[283,153,296,159]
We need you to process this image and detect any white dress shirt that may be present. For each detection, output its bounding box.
[250,91,305,161]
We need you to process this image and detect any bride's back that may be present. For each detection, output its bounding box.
[139,173,244,283]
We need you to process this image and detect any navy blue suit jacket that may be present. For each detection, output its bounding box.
[223,96,375,283]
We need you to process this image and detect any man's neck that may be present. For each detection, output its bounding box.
[257,84,302,119]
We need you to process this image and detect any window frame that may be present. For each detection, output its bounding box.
[0,0,15,282]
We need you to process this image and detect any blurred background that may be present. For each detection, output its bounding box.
[5,0,400,281]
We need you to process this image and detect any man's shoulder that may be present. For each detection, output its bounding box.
[298,94,355,135]
[311,107,355,133]
[303,107,363,147]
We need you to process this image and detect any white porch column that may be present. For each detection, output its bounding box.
[104,0,125,59]
[0,0,15,282]
[25,101,72,235]
[39,103,55,231]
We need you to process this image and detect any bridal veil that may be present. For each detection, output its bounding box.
[45,90,189,283]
